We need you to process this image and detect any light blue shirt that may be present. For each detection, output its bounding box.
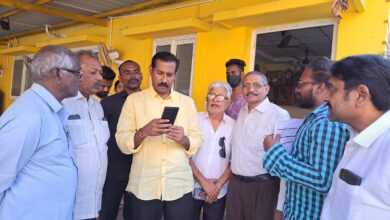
[0,83,77,220]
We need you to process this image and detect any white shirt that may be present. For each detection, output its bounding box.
[231,98,290,176]
[277,180,287,211]
[321,110,390,220]
[62,92,110,220]
[191,112,235,198]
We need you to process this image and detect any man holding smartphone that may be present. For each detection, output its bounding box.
[116,51,203,220]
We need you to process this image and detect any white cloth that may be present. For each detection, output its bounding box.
[321,110,390,220]
[231,98,290,176]
[191,112,235,199]
[62,92,110,220]
[277,179,286,211]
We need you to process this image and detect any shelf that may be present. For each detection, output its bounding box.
[122,18,211,39]
[0,46,39,56]
[212,0,334,28]
[36,35,106,48]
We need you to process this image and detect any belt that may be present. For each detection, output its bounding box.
[233,173,278,183]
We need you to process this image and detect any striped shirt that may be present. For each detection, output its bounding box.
[62,92,110,219]
[263,104,349,220]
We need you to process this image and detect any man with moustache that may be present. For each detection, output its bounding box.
[321,55,390,220]
[62,50,110,220]
[226,71,290,220]
[95,65,116,99]
[100,60,143,220]
[0,45,79,219]
[225,59,247,120]
[116,51,203,220]
[190,82,234,220]
[262,58,349,220]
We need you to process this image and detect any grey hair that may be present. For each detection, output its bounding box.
[207,81,232,100]
[244,71,269,85]
[31,45,78,82]
[76,50,98,60]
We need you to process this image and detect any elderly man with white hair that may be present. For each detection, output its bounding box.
[190,81,235,220]
[0,45,80,220]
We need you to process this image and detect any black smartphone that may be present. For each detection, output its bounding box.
[339,168,362,186]
[161,107,179,125]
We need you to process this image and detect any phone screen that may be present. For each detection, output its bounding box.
[161,107,179,125]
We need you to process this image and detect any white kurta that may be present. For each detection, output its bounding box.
[63,92,109,220]
[191,112,235,199]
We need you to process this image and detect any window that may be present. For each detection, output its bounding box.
[10,56,33,98]
[153,35,196,96]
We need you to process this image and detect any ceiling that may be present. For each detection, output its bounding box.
[0,0,182,40]
[256,25,334,64]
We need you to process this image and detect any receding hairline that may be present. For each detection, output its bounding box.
[119,60,140,73]
[243,71,269,84]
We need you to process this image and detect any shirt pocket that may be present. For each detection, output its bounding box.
[331,179,361,220]
[96,120,110,148]
[65,119,88,147]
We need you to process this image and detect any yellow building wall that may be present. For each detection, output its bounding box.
[0,0,389,112]
[335,0,389,59]
[0,55,13,113]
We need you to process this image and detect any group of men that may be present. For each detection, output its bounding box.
[0,44,390,220]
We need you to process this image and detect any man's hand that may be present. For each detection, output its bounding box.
[167,126,185,142]
[205,194,217,204]
[273,210,283,220]
[200,179,219,201]
[263,134,281,152]
[142,119,171,137]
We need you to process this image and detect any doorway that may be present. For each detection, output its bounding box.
[252,20,337,118]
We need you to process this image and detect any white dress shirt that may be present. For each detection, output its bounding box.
[321,110,390,220]
[191,112,235,199]
[63,92,110,220]
[231,97,290,176]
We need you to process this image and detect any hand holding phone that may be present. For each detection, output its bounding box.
[161,107,179,125]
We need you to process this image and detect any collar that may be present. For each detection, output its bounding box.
[205,112,228,124]
[145,87,177,101]
[70,91,97,106]
[120,90,129,98]
[31,83,63,113]
[351,110,390,148]
[305,103,329,119]
[244,97,270,113]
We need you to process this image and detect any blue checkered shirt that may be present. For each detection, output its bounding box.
[263,104,349,220]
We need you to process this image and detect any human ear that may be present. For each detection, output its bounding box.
[355,85,370,107]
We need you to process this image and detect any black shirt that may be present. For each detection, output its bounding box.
[101,91,133,181]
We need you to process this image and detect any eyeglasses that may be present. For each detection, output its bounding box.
[242,83,267,90]
[207,93,228,102]
[296,81,318,89]
[58,68,82,79]
[219,137,226,158]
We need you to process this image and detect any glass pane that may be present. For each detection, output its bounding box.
[175,43,193,96]
[156,45,171,53]
[11,59,24,97]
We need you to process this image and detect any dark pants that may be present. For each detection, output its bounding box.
[100,179,131,220]
[193,195,226,220]
[128,192,193,220]
[226,174,280,220]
